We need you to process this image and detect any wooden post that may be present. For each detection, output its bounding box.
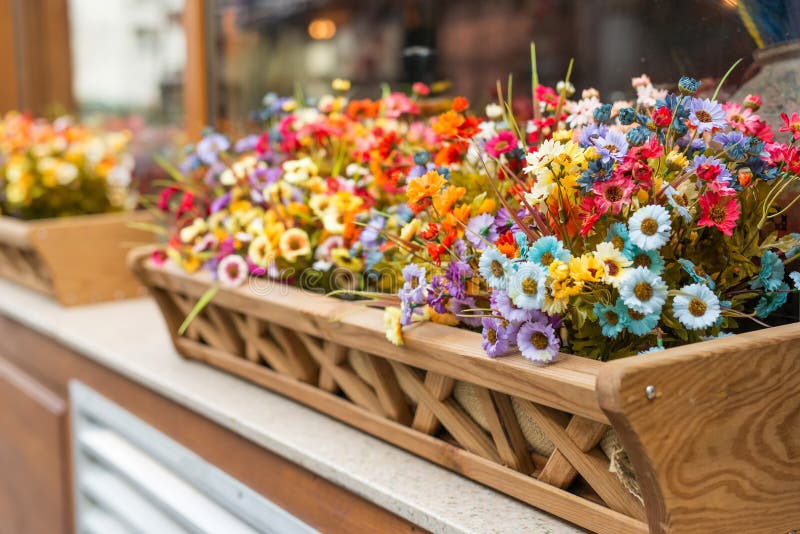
[183,0,210,140]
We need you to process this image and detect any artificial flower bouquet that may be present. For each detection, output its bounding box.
[152,84,473,300]
[0,111,135,220]
[384,74,800,362]
[0,112,149,305]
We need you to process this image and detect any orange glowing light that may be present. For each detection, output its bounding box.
[308,18,336,40]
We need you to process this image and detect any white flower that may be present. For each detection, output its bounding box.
[566,96,600,129]
[282,157,318,184]
[485,103,503,119]
[619,267,668,315]
[478,248,512,290]
[179,218,207,243]
[672,284,721,330]
[508,262,547,310]
[628,205,672,251]
[56,162,79,185]
[217,255,248,288]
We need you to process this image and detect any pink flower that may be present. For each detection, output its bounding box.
[412,82,430,96]
[484,131,517,158]
[592,175,635,215]
[384,92,419,118]
[698,191,740,236]
[780,112,800,140]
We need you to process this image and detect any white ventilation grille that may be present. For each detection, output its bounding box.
[70,381,318,534]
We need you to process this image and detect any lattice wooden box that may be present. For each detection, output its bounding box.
[0,212,152,306]
[130,246,800,534]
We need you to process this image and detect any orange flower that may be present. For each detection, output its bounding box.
[432,185,466,214]
[432,110,465,137]
[452,96,469,112]
[474,197,497,215]
[495,231,519,259]
[406,170,446,211]
[434,142,466,166]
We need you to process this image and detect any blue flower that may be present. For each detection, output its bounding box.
[638,346,665,355]
[594,300,628,338]
[606,222,634,256]
[678,76,701,95]
[626,126,652,146]
[677,259,715,289]
[789,271,800,290]
[508,262,547,310]
[622,305,661,336]
[196,133,230,164]
[593,103,612,123]
[526,236,570,267]
[754,283,789,318]
[751,250,785,292]
[712,131,746,160]
[592,130,629,162]
[577,159,613,193]
[628,204,672,251]
[618,107,637,125]
[672,284,720,330]
[413,151,431,165]
[620,267,668,314]
[478,248,511,290]
[626,246,665,275]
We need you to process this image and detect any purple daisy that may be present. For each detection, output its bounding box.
[491,290,533,323]
[210,192,231,214]
[466,213,498,251]
[579,123,609,148]
[591,130,628,162]
[516,320,560,363]
[449,296,482,328]
[400,264,427,304]
[196,133,230,165]
[445,260,472,300]
[481,317,510,358]
[688,98,726,134]
[426,275,449,314]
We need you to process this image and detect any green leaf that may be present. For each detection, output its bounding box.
[178,286,219,336]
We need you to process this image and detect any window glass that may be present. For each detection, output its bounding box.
[210,0,766,126]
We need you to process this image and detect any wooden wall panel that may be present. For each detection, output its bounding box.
[0,358,70,534]
[0,0,19,113]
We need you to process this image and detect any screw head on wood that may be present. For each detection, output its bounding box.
[645,385,657,400]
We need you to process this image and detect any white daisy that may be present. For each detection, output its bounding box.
[508,262,547,310]
[619,267,668,315]
[628,205,672,251]
[672,284,721,330]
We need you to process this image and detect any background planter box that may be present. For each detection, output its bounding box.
[130,246,800,534]
[0,212,152,306]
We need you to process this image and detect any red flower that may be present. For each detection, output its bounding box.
[494,231,518,258]
[535,85,559,107]
[652,106,672,128]
[698,191,740,236]
[420,223,439,240]
[427,242,445,264]
[592,175,635,215]
[696,162,722,182]
[780,112,800,140]
[743,94,761,110]
[578,196,601,237]
[452,96,469,112]
[157,186,180,211]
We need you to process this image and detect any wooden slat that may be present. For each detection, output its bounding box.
[411,372,454,434]
[539,416,609,489]
[598,324,800,534]
[518,401,645,520]
[492,391,535,475]
[267,325,317,384]
[356,351,411,425]
[391,362,502,463]
[472,385,527,471]
[295,334,384,415]
[173,337,646,534]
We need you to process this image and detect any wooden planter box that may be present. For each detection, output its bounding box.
[0,212,152,306]
[129,246,800,534]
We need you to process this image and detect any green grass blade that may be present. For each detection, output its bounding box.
[178,286,219,335]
